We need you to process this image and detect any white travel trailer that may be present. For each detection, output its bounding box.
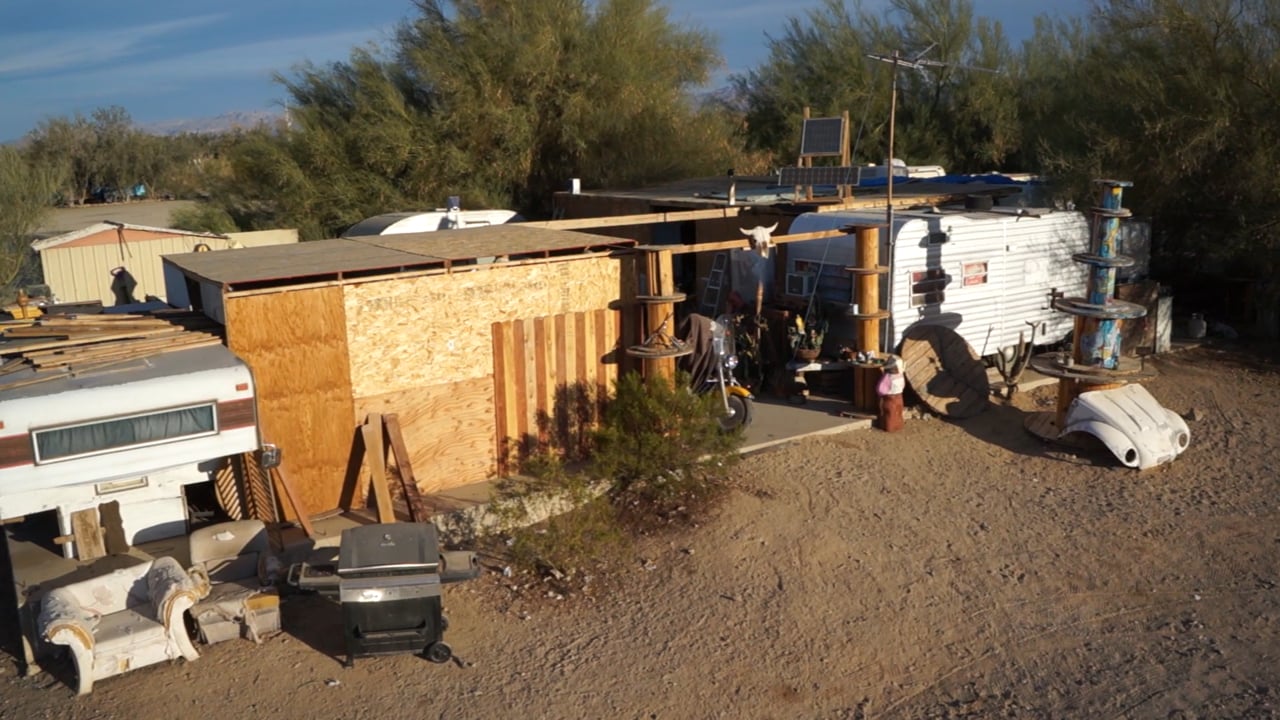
[343,208,521,237]
[785,206,1092,358]
[0,345,262,558]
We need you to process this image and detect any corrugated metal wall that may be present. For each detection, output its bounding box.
[888,213,1089,355]
[41,229,299,306]
[786,210,1091,357]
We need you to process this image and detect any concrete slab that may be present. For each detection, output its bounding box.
[742,394,872,453]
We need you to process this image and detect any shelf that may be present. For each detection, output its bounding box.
[1051,296,1148,320]
[843,265,890,275]
[634,293,687,304]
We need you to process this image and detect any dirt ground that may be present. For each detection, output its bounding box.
[3,345,1278,719]
[36,200,198,237]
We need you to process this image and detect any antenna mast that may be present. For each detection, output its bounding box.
[865,44,999,343]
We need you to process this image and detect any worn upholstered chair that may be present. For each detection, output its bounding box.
[186,519,281,645]
[38,555,203,695]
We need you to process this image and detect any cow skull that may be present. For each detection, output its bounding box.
[740,223,779,258]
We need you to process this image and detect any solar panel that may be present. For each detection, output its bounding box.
[799,117,845,157]
[777,166,859,187]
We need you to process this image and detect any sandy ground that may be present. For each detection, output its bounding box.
[36,200,198,237]
[3,345,1278,719]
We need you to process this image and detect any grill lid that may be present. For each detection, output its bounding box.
[339,522,440,574]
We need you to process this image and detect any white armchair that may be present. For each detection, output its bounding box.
[187,519,281,645]
[38,556,203,695]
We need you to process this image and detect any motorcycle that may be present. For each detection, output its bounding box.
[686,313,754,432]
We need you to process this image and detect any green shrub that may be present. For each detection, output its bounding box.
[488,370,742,578]
[489,446,623,576]
[590,370,741,521]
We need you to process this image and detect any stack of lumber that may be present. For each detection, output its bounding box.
[0,311,224,392]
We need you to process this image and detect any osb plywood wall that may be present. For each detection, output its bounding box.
[336,256,625,496]
[492,309,621,473]
[353,378,495,496]
[343,255,622,397]
[225,286,355,519]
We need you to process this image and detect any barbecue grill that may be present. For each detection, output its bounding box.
[329,522,474,667]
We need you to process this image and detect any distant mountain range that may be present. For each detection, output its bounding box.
[139,110,285,136]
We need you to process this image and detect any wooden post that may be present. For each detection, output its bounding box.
[383,413,431,523]
[619,253,640,377]
[270,466,315,538]
[855,226,880,353]
[642,249,679,382]
[361,414,396,523]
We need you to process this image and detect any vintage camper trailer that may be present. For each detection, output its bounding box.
[785,206,1092,358]
[0,344,261,558]
[343,208,521,237]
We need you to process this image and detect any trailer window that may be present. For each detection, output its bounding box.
[962,261,989,287]
[910,269,948,307]
[33,404,218,463]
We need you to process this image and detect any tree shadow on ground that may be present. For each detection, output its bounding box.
[943,393,1118,468]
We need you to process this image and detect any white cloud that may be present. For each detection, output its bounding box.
[0,14,226,77]
[4,28,391,106]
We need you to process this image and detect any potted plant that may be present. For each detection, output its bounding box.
[788,313,827,361]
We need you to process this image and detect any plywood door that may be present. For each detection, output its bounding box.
[224,287,355,519]
[492,309,620,474]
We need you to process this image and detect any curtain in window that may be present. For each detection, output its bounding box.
[36,405,216,462]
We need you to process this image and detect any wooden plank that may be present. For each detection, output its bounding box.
[382,413,430,522]
[575,311,589,390]
[270,466,315,538]
[536,315,552,437]
[70,508,106,561]
[556,313,570,393]
[521,318,538,442]
[596,309,611,410]
[1,327,184,355]
[492,322,510,475]
[98,501,128,555]
[527,206,746,231]
[513,318,530,445]
[361,415,396,523]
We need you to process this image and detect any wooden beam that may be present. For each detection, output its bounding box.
[655,229,851,256]
[526,207,746,231]
[270,466,315,538]
[361,414,396,523]
[382,413,431,523]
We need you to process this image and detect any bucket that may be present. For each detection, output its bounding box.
[1188,313,1207,339]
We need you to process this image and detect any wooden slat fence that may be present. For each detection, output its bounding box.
[492,309,620,474]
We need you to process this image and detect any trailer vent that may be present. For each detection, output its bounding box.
[785,272,816,297]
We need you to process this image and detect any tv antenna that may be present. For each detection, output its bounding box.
[865,43,998,348]
[865,43,999,225]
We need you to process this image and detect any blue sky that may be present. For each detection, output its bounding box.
[0,1,1088,142]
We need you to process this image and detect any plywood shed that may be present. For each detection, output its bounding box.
[162,225,636,520]
[31,223,299,307]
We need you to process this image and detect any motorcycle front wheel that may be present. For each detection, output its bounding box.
[718,394,753,432]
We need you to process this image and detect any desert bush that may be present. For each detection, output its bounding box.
[488,446,623,576]
[488,370,742,576]
[590,370,741,523]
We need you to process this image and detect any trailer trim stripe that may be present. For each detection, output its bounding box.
[217,398,256,430]
[0,433,34,469]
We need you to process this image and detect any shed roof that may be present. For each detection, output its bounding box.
[30,221,227,251]
[164,224,633,289]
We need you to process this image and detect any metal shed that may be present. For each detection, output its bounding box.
[31,222,299,307]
